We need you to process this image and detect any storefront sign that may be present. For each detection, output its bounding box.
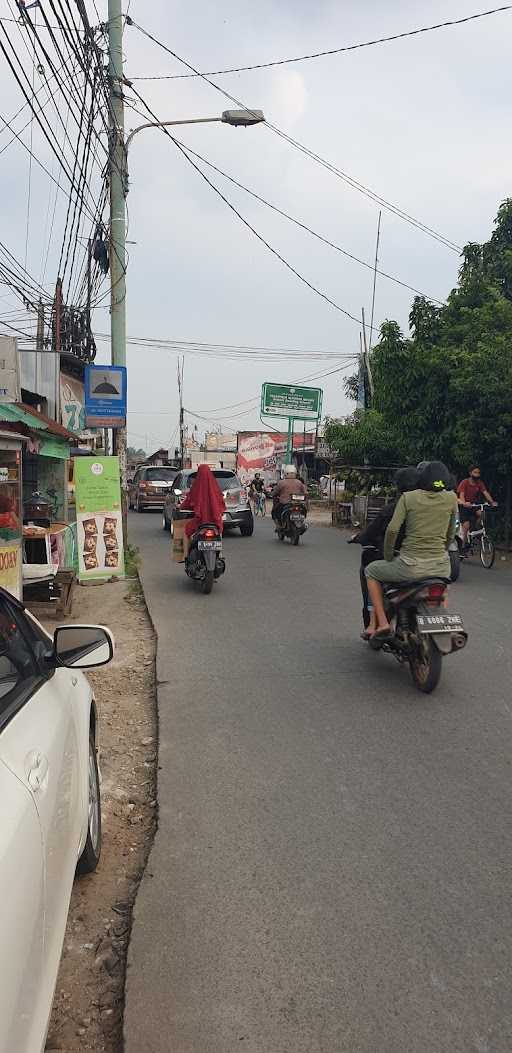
[60,373,86,433]
[74,456,124,580]
[85,364,127,428]
[0,543,21,599]
[0,336,20,403]
[261,382,322,421]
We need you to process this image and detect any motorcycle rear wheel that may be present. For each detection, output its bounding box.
[449,550,461,581]
[201,570,214,594]
[409,636,442,694]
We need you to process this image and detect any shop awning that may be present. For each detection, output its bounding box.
[0,403,49,430]
[37,437,70,460]
[0,403,77,459]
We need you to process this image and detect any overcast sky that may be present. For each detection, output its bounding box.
[1,1,511,454]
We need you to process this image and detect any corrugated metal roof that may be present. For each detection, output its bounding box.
[0,402,77,441]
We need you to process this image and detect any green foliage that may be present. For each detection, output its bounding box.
[327,200,512,508]
[325,410,405,468]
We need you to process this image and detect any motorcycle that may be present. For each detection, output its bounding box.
[276,495,308,545]
[180,511,226,594]
[368,577,467,693]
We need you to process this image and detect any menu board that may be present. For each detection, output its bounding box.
[74,457,125,580]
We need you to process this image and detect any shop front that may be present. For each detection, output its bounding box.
[0,433,24,599]
[0,404,78,599]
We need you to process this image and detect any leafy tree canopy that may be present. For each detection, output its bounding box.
[327,200,512,498]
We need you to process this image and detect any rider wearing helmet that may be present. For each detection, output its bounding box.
[350,467,420,636]
[272,463,307,527]
[365,461,458,643]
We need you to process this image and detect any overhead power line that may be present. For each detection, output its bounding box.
[129,5,512,79]
[168,135,444,305]
[127,18,462,252]
[126,91,363,325]
[95,330,359,362]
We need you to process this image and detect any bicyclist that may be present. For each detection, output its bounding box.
[457,466,497,547]
[250,473,265,496]
[248,473,265,511]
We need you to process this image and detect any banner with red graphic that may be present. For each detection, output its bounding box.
[236,431,315,485]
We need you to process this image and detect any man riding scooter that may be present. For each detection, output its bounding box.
[271,464,307,530]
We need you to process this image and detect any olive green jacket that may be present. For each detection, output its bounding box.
[383,489,458,563]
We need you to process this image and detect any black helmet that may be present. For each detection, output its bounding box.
[418,460,451,492]
[394,466,420,493]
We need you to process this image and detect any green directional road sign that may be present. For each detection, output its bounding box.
[261,382,323,421]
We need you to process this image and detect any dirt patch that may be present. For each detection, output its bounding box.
[307,506,333,527]
[44,578,157,1053]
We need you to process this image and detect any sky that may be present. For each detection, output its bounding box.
[1,1,511,454]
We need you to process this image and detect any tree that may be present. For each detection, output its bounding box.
[330,201,512,542]
[127,446,146,460]
[324,410,405,468]
[332,199,511,543]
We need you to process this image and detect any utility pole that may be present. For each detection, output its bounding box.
[54,278,62,422]
[369,210,382,352]
[361,307,374,405]
[108,0,128,540]
[177,356,185,467]
[86,238,92,359]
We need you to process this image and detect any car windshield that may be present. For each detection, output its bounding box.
[146,468,178,482]
[186,471,240,492]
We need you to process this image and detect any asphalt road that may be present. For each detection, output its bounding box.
[124,511,512,1053]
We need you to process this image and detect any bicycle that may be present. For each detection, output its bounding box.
[461,502,496,569]
[253,491,266,517]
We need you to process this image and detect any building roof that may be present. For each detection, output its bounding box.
[0,402,78,442]
[18,402,78,440]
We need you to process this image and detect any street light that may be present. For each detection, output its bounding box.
[125,109,265,152]
[122,105,265,471]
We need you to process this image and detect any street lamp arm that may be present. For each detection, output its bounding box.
[125,117,223,152]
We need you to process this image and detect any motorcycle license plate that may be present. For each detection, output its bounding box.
[416,613,464,633]
[290,514,304,522]
[198,539,222,551]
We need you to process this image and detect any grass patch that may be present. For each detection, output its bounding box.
[125,543,140,577]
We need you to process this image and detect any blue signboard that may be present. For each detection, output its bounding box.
[85,364,127,428]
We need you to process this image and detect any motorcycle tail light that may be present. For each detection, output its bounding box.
[427,584,447,600]
[203,528,216,538]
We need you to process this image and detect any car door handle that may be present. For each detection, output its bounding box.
[25,750,49,792]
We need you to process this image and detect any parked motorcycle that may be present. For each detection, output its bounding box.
[277,495,308,545]
[184,517,225,594]
[368,577,467,693]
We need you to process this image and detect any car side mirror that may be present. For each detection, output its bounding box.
[54,625,114,669]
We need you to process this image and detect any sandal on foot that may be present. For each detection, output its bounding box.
[369,628,393,650]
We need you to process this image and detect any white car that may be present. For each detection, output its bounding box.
[0,589,114,1053]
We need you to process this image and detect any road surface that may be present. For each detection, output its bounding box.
[125,512,512,1053]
